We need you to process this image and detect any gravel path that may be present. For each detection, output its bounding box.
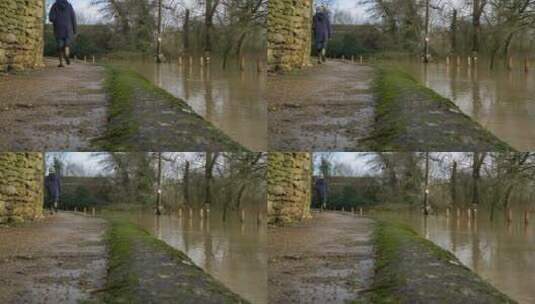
[0,58,107,151]
[268,211,374,304]
[0,212,107,304]
[268,61,375,151]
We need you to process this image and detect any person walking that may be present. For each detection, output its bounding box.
[45,167,61,213]
[49,0,77,67]
[312,5,332,64]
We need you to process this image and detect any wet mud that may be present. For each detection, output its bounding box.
[268,212,374,304]
[0,212,107,304]
[268,61,375,151]
[0,58,107,151]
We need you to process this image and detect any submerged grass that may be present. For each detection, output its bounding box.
[98,213,248,304]
[367,219,516,303]
[94,64,246,151]
[369,65,513,151]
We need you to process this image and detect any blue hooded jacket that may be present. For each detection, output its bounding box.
[49,0,77,41]
[45,173,61,202]
[313,11,332,44]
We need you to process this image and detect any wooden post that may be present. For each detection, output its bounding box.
[360,56,363,64]
[200,56,204,66]
[506,208,513,223]
[256,58,263,73]
[524,210,529,225]
[92,208,95,217]
[74,207,77,213]
[178,56,182,65]
[507,56,513,70]
[473,56,478,66]
[351,55,354,62]
[178,208,182,217]
[240,56,245,71]
[446,207,450,217]
[467,56,471,67]
[524,57,529,73]
[83,207,87,215]
[189,207,192,217]
[240,209,245,223]
[92,56,95,64]
[456,207,460,217]
[446,56,450,66]
[189,56,193,66]
[200,208,204,218]
[359,208,363,216]
[467,208,472,220]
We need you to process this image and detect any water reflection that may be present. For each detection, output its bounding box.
[115,58,267,151]
[393,61,535,150]
[378,210,535,303]
[133,208,267,304]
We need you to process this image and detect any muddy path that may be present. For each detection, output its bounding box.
[268,211,374,304]
[0,58,107,151]
[267,61,375,151]
[0,212,107,304]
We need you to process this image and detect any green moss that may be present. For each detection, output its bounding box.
[369,65,513,151]
[94,65,247,151]
[101,214,140,303]
[367,220,515,303]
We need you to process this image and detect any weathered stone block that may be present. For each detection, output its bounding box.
[0,153,44,222]
[268,153,312,224]
[0,0,44,71]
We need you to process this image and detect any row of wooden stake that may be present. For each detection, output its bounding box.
[445,55,530,72]
[177,55,264,73]
[443,207,531,225]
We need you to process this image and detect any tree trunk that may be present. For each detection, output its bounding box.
[423,152,429,215]
[156,152,162,215]
[450,160,457,205]
[472,0,484,57]
[204,0,216,56]
[183,160,190,206]
[471,152,486,206]
[183,9,190,54]
[450,9,457,55]
[204,152,218,207]
[156,0,162,63]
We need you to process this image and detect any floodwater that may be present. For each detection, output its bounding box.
[116,58,266,151]
[134,208,267,304]
[393,61,535,150]
[377,209,535,304]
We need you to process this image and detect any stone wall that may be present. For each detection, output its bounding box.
[267,0,312,72]
[267,152,312,224]
[0,153,44,223]
[0,0,44,71]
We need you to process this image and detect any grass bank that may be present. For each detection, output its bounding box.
[367,221,516,303]
[99,214,249,303]
[369,67,513,151]
[94,65,246,151]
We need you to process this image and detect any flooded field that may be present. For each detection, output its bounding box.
[116,58,266,151]
[133,208,267,304]
[393,61,535,150]
[377,209,535,303]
